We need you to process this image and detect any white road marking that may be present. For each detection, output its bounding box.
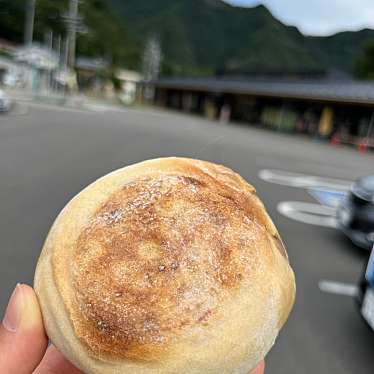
[318,280,358,297]
[277,201,338,228]
[258,169,352,191]
[255,156,350,176]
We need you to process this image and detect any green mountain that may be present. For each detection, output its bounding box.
[307,29,374,74]
[108,0,374,76]
[2,0,374,76]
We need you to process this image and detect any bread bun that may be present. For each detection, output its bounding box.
[34,157,295,374]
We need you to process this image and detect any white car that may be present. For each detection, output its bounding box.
[0,89,11,112]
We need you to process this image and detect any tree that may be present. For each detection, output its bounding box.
[0,0,26,42]
[354,41,374,80]
[0,0,140,69]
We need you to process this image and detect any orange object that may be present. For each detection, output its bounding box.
[358,140,368,154]
[330,134,341,146]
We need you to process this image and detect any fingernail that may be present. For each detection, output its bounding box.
[2,284,23,332]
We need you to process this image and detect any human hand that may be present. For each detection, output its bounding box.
[251,361,265,374]
[0,284,264,374]
[0,284,83,373]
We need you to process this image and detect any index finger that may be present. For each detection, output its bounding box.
[33,345,84,374]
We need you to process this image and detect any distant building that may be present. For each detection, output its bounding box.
[7,45,59,92]
[152,77,374,150]
[75,58,142,103]
[0,56,16,84]
[76,57,109,72]
[76,57,109,94]
[116,69,143,105]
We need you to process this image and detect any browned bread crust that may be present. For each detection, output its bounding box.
[35,158,295,374]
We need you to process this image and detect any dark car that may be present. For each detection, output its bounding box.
[337,175,374,250]
[357,246,374,331]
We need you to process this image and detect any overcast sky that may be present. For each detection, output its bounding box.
[226,0,374,36]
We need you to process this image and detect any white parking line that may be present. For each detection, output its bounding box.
[318,280,358,297]
[277,201,338,228]
[258,169,352,191]
[255,156,351,176]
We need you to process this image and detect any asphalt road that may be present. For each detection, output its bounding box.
[1,102,374,373]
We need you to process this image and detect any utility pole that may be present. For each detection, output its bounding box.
[63,0,86,69]
[67,0,79,68]
[24,0,36,45]
[63,37,69,70]
[45,29,53,91]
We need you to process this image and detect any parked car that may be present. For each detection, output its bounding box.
[0,89,11,112]
[357,246,374,331]
[337,175,374,250]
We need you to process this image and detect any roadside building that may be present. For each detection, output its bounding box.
[152,77,374,150]
[13,45,58,92]
[76,57,109,95]
[76,59,142,103]
[0,56,16,84]
[116,69,143,105]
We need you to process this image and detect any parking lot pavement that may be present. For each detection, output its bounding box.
[1,104,374,373]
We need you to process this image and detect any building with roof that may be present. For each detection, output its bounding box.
[116,69,143,105]
[153,77,374,149]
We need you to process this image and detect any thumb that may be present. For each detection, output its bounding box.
[0,284,48,373]
[250,361,265,374]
